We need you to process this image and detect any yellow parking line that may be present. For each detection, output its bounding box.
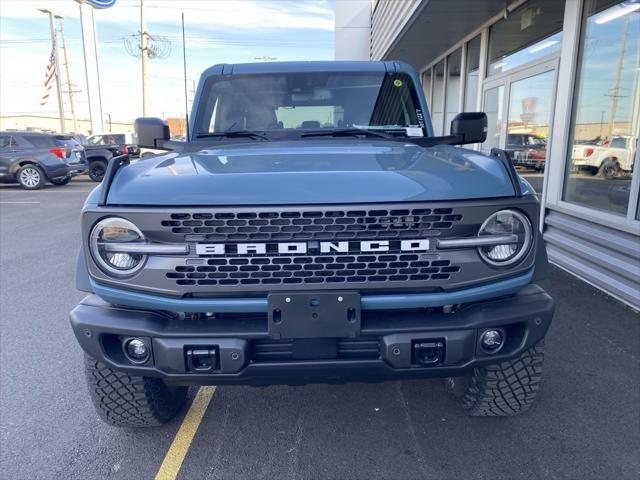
[155,386,216,480]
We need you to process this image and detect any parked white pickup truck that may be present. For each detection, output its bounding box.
[571,136,636,179]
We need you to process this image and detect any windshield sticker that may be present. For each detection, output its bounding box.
[393,79,403,88]
[415,109,426,128]
[406,126,424,137]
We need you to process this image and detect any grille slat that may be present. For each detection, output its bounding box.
[163,208,461,242]
[168,253,457,286]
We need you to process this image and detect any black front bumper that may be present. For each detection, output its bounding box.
[70,285,554,386]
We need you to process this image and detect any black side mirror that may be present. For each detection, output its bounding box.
[135,117,170,149]
[450,112,487,144]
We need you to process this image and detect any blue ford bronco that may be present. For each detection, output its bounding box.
[70,61,554,427]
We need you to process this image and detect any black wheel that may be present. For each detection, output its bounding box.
[50,176,71,186]
[599,159,619,180]
[17,164,45,190]
[445,341,545,416]
[88,160,107,182]
[84,355,188,427]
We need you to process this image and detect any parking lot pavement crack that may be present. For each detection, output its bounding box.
[204,394,231,480]
[286,413,304,480]
[395,381,434,480]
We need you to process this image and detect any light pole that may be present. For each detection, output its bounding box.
[140,0,148,116]
[39,8,65,133]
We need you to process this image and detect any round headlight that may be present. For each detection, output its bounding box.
[90,217,146,277]
[478,209,532,266]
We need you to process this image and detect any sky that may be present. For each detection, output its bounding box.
[0,0,335,123]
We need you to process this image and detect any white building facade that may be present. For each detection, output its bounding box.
[338,0,640,309]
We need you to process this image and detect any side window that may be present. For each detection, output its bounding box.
[22,135,56,148]
[610,137,625,149]
[88,135,105,145]
[0,135,12,149]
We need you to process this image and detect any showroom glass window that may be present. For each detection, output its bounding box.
[445,48,462,127]
[488,0,565,76]
[464,36,481,111]
[422,68,432,106]
[563,0,639,216]
[431,60,445,135]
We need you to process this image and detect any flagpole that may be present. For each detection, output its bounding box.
[39,8,65,133]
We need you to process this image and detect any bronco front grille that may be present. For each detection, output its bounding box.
[160,207,463,242]
[85,199,539,295]
[166,253,460,287]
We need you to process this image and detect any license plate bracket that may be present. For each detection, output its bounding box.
[267,291,361,339]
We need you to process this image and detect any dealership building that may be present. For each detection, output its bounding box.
[336,0,640,309]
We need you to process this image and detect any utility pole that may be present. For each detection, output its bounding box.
[140,0,148,116]
[606,15,630,138]
[39,8,65,133]
[56,15,78,134]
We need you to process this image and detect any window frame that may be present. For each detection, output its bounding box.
[543,0,640,234]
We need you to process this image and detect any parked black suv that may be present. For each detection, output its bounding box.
[0,131,87,189]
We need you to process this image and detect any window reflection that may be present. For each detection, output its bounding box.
[445,48,462,128]
[506,70,555,194]
[481,85,504,154]
[422,69,432,106]
[432,60,445,135]
[563,0,639,216]
[464,36,481,111]
[488,0,564,76]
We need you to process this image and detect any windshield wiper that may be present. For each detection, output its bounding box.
[301,128,395,139]
[196,130,269,140]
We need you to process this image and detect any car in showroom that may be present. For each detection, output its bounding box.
[70,61,554,427]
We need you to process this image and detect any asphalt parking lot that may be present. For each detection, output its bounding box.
[1,178,638,480]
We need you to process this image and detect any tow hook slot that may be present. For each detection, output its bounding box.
[412,340,445,366]
[186,347,219,372]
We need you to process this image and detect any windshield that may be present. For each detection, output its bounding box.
[196,72,426,136]
[55,135,81,149]
[526,136,546,146]
[87,134,125,145]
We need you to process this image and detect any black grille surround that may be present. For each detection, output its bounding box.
[82,199,540,296]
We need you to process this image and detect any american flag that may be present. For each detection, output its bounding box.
[40,45,57,106]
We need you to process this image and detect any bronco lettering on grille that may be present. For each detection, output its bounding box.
[195,239,430,256]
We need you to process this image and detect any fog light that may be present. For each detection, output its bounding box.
[125,338,149,362]
[481,329,503,352]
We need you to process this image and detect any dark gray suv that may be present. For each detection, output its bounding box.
[0,131,87,189]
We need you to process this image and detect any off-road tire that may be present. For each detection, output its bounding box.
[445,341,544,416]
[88,159,107,182]
[50,176,71,186]
[84,355,188,427]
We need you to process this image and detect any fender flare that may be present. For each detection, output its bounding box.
[9,157,40,175]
